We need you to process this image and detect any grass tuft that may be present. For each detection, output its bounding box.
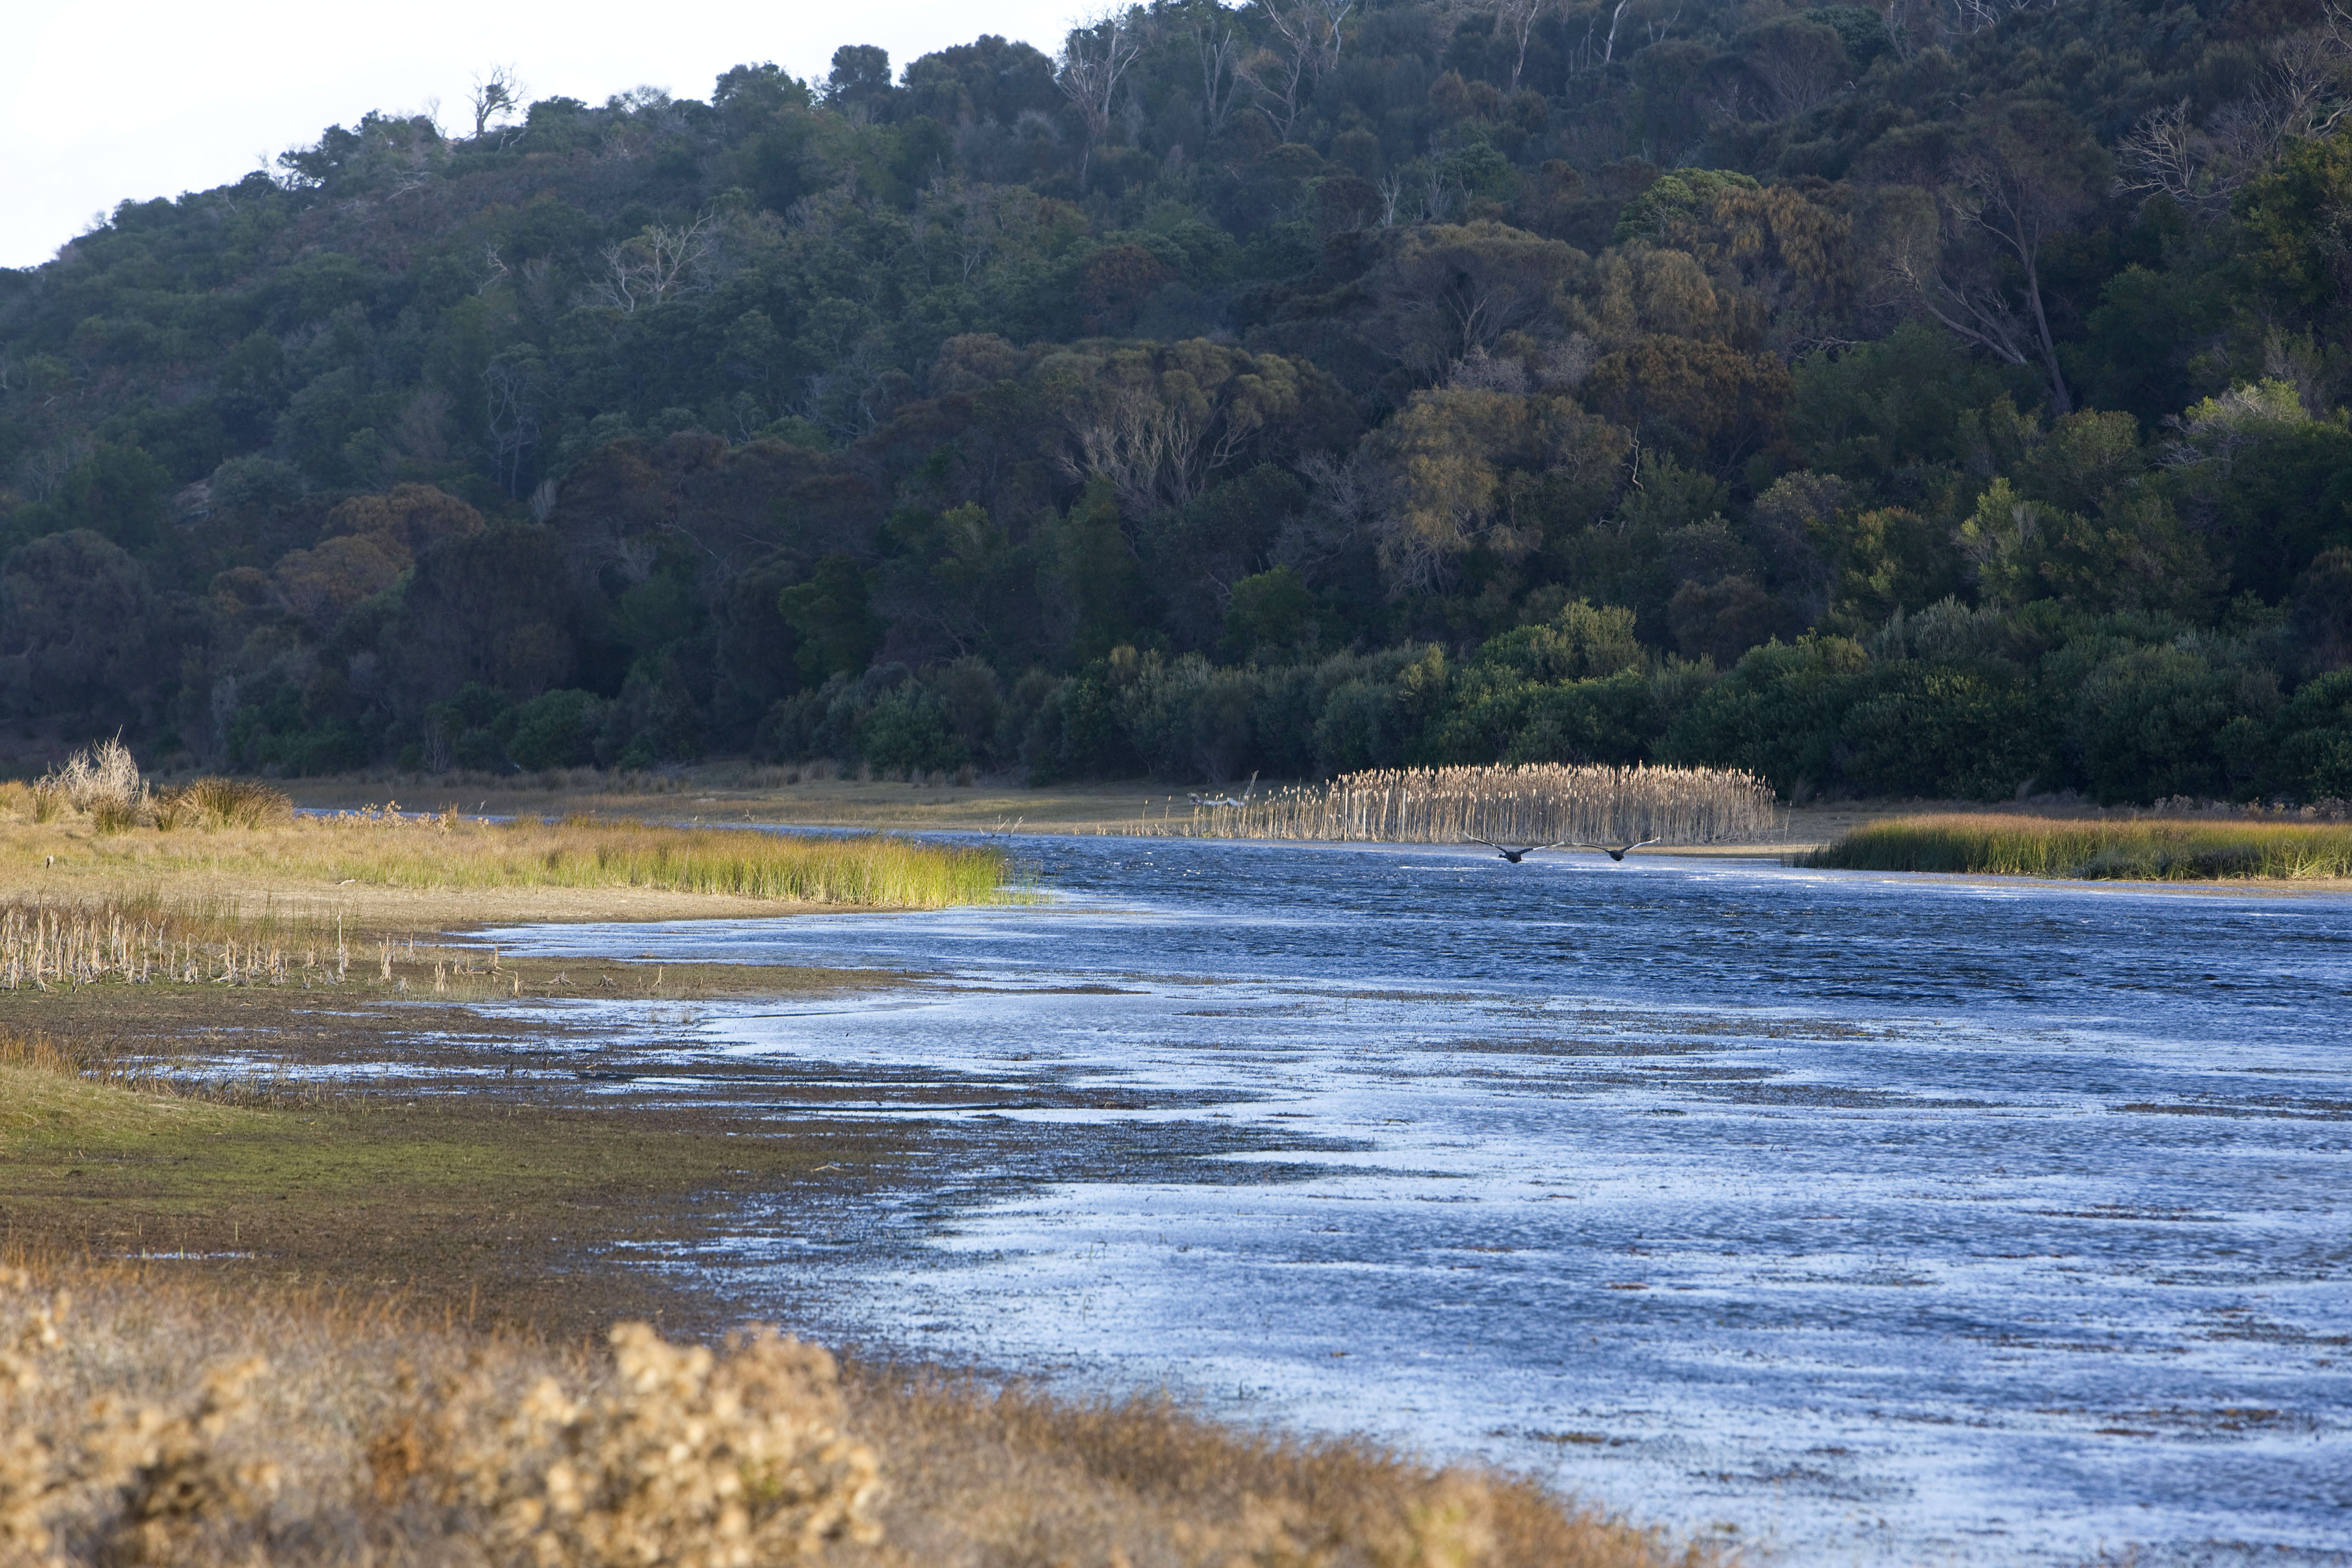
[1802,813,2352,880]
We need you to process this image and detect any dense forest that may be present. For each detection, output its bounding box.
[4,0,2351,803]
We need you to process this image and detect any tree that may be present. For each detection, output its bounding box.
[1184,2,1245,134]
[0,531,151,723]
[1370,222,1586,381]
[1583,335,1793,468]
[1453,0,1552,95]
[1040,340,1350,518]
[1057,11,1141,186]
[1742,17,1847,119]
[1363,389,1623,594]
[468,65,525,138]
[778,555,884,680]
[1237,0,1354,140]
[1891,99,2107,415]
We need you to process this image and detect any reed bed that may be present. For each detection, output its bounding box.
[0,894,356,992]
[1803,813,2352,880]
[1117,763,1777,847]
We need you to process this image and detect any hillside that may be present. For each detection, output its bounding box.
[3,0,2350,804]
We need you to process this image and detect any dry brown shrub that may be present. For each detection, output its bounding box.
[388,1322,881,1566]
[38,739,143,817]
[0,1270,278,1568]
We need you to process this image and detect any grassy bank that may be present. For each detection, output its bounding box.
[1802,813,2352,880]
[7,807,1006,910]
[1,1053,1713,1568]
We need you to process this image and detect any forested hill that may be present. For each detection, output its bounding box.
[5,0,2352,803]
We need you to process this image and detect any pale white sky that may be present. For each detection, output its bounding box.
[0,0,1085,270]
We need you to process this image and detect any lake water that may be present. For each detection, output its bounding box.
[480,836,2352,1567]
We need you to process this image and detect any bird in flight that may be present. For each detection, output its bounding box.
[1463,834,1571,863]
[1572,837,1664,861]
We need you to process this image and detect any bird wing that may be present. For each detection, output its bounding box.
[1629,837,1663,851]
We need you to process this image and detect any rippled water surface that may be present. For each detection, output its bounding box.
[482,838,2352,1566]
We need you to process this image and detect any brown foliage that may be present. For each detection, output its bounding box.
[1583,336,1793,466]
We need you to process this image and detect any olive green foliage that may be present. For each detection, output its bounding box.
[6,0,2352,804]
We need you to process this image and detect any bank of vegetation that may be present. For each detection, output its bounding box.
[1803,811,2352,878]
[5,741,1009,915]
[6,0,2352,806]
[0,1257,1706,1567]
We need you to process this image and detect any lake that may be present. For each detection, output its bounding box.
[480,836,2352,1566]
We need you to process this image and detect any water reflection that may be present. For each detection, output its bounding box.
[482,839,2352,1567]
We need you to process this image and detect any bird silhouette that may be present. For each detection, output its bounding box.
[1572,837,1664,861]
[1463,834,1570,863]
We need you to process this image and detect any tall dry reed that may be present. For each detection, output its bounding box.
[1119,763,1777,847]
[0,894,345,993]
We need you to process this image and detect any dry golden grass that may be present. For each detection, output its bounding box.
[1120,764,1777,848]
[1804,812,2352,880]
[1,804,1008,930]
[0,1254,1717,1568]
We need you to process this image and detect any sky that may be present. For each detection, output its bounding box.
[0,0,1085,271]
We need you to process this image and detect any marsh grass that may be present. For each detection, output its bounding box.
[1,1252,1714,1568]
[6,808,1008,911]
[1121,763,1777,847]
[1802,813,2352,880]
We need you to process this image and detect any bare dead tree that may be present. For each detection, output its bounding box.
[469,65,525,138]
[1191,8,1244,134]
[1451,0,1551,94]
[1058,10,1142,187]
[588,217,714,312]
[2118,10,2352,215]
[1237,0,1356,139]
[482,353,544,496]
[1602,0,1632,63]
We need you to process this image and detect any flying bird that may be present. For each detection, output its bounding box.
[1572,837,1664,861]
[1462,834,1571,863]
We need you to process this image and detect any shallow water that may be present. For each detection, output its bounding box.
[480,838,2352,1566]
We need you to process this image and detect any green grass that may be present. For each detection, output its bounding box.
[1802,813,2352,880]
